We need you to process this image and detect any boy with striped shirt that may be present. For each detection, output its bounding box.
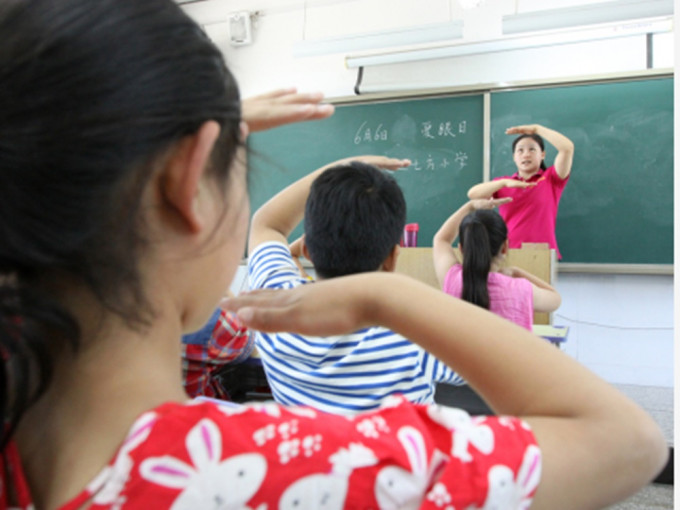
[247,156,465,414]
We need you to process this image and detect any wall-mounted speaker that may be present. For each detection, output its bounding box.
[229,11,252,46]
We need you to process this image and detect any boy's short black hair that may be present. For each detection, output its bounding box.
[304,161,406,278]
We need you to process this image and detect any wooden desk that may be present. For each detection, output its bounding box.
[507,244,556,325]
[393,247,440,289]
[394,244,556,325]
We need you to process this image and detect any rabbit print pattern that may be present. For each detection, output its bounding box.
[426,405,495,462]
[278,443,378,510]
[141,418,267,509]
[374,426,449,510]
[4,398,540,509]
[466,445,541,510]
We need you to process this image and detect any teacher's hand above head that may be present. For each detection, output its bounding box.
[505,124,540,135]
[242,88,335,132]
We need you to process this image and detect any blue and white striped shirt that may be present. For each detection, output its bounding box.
[247,242,465,415]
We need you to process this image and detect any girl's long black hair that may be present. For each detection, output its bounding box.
[0,0,242,448]
[459,210,508,310]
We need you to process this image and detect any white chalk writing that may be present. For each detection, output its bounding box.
[421,121,436,139]
[454,151,468,168]
[353,118,468,145]
[354,121,388,144]
[409,153,467,172]
[352,118,470,172]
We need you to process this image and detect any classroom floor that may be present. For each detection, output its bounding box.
[606,484,673,509]
[614,384,673,447]
[607,384,674,509]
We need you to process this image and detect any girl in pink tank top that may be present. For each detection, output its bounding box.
[433,200,562,329]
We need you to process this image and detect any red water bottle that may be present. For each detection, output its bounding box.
[403,223,419,247]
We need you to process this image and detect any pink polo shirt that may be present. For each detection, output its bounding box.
[443,265,534,331]
[492,165,569,259]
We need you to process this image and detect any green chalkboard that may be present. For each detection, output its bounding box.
[490,77,674,265]
[248,94,484,247]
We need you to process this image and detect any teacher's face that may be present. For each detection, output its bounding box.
[513,138,544,175]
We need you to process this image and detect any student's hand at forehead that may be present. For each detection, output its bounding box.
[241,88,335,132]
[222,274,388,336]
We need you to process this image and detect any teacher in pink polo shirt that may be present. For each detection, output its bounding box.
[467,124,574,259]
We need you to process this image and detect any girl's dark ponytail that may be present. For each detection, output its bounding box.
[458,210,509,311]
[460,220,493,310]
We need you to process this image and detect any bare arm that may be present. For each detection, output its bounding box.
[288,235,311,279]
[507,124,575,179]
[467,178,535,199]
[248,156,410,255]
[502,266,561,313]
[225,274,667,510]
[467,179,510,199]
[432,198,511,286]
[288,236,304,259]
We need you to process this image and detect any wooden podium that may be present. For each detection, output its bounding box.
[394,243,556,325]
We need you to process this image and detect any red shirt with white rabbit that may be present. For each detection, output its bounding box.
[1,396,541,509]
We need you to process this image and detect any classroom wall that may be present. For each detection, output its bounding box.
[182,0,674,96]
[556,273,673,387]
[186,0,675,388]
